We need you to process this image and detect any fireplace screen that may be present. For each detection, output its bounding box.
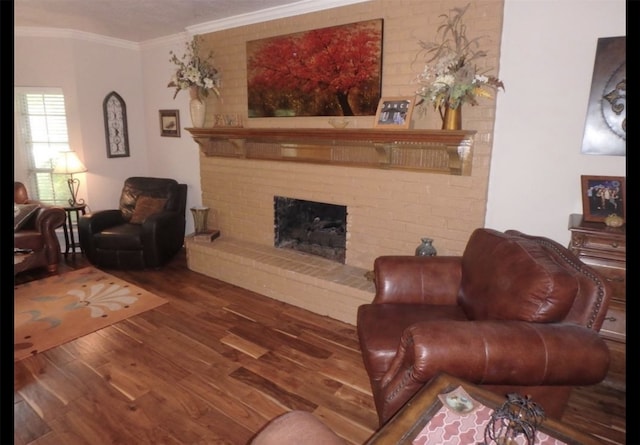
[274,196,346,263]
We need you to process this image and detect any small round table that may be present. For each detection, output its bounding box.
[63,204,87,256]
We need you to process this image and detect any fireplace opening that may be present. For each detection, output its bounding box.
[274,196,346,263]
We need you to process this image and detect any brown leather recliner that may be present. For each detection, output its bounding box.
[78,177,187,270]
[357,228,612,426]
[14,181,66,275]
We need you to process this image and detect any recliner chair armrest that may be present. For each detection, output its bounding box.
[140,211,184,243]
[79,209,125,234]
[373,256,462,305]
[378,320,610,422]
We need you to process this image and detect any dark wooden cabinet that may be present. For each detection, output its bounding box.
[568,214,625,390]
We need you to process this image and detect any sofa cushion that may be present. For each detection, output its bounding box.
[459,229,578,322]
[129,196,167,224]
[14,204,40,231]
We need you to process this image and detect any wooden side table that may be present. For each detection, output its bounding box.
[568,213,626,391]
[63,204,87,256]
[365,373,601,444]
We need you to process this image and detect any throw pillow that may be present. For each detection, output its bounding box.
[129,196,167,224]
[14,203,40,231]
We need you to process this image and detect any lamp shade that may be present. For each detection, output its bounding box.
[53,151,88,175]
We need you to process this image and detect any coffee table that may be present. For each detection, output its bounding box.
[365,373,601,445]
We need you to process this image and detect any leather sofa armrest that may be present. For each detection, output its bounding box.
[33,206,66,235]
[373,256,462,305]
[377,321,610,422]
[29,206,65,256]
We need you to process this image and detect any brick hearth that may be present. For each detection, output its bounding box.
[186,236,375,325]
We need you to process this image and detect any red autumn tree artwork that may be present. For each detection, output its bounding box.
[247,19,383,117]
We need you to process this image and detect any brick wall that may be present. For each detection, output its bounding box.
[195,0,504,269]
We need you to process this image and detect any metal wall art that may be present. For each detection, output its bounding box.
[103,91,130,158]
[581,36,625,156]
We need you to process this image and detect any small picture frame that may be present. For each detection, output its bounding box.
[159,109,180,137]
[580,175,625,223]
[213,113,243,128]
[373,97,415,129]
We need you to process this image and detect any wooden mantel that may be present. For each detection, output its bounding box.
[186,127,476,175]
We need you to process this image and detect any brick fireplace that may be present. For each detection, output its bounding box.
[185,128,489,325]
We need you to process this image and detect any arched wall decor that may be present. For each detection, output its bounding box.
[103,91,130,158]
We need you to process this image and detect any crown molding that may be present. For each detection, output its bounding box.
[14,27,140,50]
[186,0,373,35]
[14,0,374,48]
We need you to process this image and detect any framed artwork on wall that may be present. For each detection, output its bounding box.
[580,175,625,223]
[103,91,130,158]
[246,18,383,118]
[580,36,625,156]
[373,97,415,129]
[159,109,180,137]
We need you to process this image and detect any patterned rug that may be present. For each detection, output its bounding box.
[14,267,168,362]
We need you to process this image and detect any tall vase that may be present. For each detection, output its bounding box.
[440,104,462,130]
[189,86,206,128]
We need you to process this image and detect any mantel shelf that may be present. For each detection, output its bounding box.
[186,127,476,175]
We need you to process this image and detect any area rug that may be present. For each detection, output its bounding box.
[14,267,168,362]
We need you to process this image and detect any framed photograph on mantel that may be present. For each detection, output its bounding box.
[373,97,415,129]
[580,175,625,223]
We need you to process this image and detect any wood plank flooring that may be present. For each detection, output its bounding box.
[13,250,626,445]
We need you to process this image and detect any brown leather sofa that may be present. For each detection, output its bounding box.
[14,181,66,275]
[78,177,187,269]
[357,228,612,425]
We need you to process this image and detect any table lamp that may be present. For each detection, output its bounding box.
[53,151,88,207]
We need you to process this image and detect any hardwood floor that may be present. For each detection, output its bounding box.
[14,250,626,444]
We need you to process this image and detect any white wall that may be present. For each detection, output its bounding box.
[14,33,149,214]
[486,0,626,246]
[140,35,206,233]
[14,0,626,242]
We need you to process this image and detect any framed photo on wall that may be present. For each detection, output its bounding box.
[580,175,625,223]
[373,97,414,129]
[159,109,180,137]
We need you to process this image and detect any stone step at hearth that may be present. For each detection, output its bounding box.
[185,236,375,325]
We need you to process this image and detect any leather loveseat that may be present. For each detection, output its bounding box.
[78,177,187,269]
[14,181,66,275]
[357,228,612,425]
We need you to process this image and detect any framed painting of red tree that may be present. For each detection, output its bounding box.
[247,19,383,118]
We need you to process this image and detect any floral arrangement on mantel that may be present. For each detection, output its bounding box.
[414,3,504,113]
[168,37,222,101]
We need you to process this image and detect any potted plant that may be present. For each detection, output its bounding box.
[168,37,222,127]
[414,3,504,129]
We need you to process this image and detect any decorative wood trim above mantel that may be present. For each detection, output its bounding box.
[186,128,476,175]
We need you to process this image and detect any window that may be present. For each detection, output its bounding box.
[14,88,72,205]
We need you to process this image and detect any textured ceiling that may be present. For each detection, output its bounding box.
[13,0,307,42]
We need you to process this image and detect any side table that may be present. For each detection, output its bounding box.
[365,373,601,445]
[568,213,625,391]
[63,204,87,256]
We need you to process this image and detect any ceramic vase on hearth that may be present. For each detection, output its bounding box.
[190,206,209,234]
[440,104,462,130]
[415,237,437,256]
[189,86,206,128]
